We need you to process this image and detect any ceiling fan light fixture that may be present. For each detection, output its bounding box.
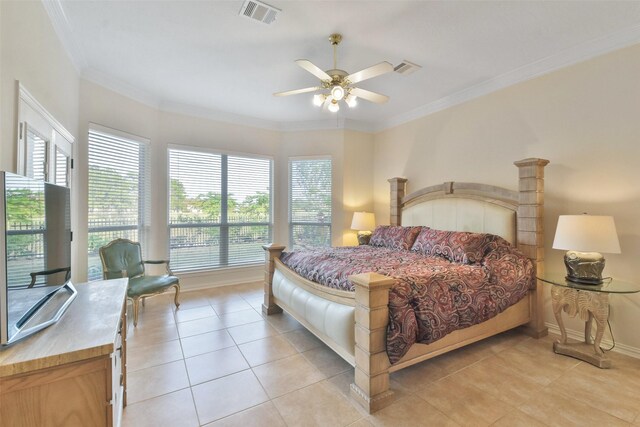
[275,34,392,112]
[313,93,326,107]
[331,85,345,101]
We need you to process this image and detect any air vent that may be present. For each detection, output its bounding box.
[394,60,422,75]
[239,0,281,25]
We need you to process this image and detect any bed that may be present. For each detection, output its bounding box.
[262,158,549,413]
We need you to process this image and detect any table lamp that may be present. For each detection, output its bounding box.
[552,214,621,285]
[351,212,375,245]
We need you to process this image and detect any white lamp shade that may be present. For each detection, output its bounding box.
[312,94,325,106]
[351,212,375,231]
[552,215,621,254]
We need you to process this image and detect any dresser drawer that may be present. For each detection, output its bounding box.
[111,303,127,427]
[1,357,112,427]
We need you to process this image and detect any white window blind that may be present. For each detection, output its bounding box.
[169,148,272,271]
[25,127,48,182]
[54,147,69,187]
[227,155,272,265]
[289,158,332,250]
[87,128,149,280]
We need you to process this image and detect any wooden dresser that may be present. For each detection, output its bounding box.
[0,279,128,427]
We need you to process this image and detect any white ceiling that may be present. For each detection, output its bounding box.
[49,1,640,131]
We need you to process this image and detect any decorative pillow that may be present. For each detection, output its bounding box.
[411,228,500,264]
[369,226,422,251]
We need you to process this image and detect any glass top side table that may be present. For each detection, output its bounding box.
[538,274,640,368]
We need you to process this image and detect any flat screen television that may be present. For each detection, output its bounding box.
[0,172,76,345]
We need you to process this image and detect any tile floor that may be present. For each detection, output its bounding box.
[122,282,640,427]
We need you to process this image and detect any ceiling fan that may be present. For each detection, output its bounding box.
[274,33,393,112]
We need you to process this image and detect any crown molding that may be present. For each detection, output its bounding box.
[157,105,375,133]
[277,118,374,133]
[18,82,75,143]
[81,68,162,110]
[41,0,87,72]
[159,100,281,132]
[342,119,375,133]
[82,70,278,131]
[375,24,640,132]
[81,68,376,133]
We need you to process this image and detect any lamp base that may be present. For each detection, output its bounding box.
[564,251,605,285]
[357,231,372,246]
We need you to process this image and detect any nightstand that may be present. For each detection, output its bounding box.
[538,274,640,368]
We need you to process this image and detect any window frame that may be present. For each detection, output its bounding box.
[16,83,74,188]
[167,144,274,272]
[288,155,333,250]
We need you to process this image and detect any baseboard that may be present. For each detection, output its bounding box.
[180,279,263,293]
[176,264,263,292]
[545,322,640,360]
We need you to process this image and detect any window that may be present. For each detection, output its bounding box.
[168,148,272,272]
[289,158,332,250]
[17,83,73,187]
[87,126,149,281]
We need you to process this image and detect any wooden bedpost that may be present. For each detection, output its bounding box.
[388,177,408,226]
[262,244,285,315]
[514,158,550,338]
[349,272,395,413]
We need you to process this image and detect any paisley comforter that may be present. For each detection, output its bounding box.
[279,243,534,364]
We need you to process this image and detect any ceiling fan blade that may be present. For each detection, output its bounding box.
[350,87,389,104]
[273,87,321,97]
[346,62,394,84]
[296,59,332,82]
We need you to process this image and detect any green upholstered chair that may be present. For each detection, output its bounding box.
[99,238,180,326]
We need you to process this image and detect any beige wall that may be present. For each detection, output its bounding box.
[0,1,79,172]
[342,130,374,246]
[0,2,3,141]
[373,44,640,355]
[0,0,81,276]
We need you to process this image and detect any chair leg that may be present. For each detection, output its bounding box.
[132,297,140,327]
[173,284,181,309]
